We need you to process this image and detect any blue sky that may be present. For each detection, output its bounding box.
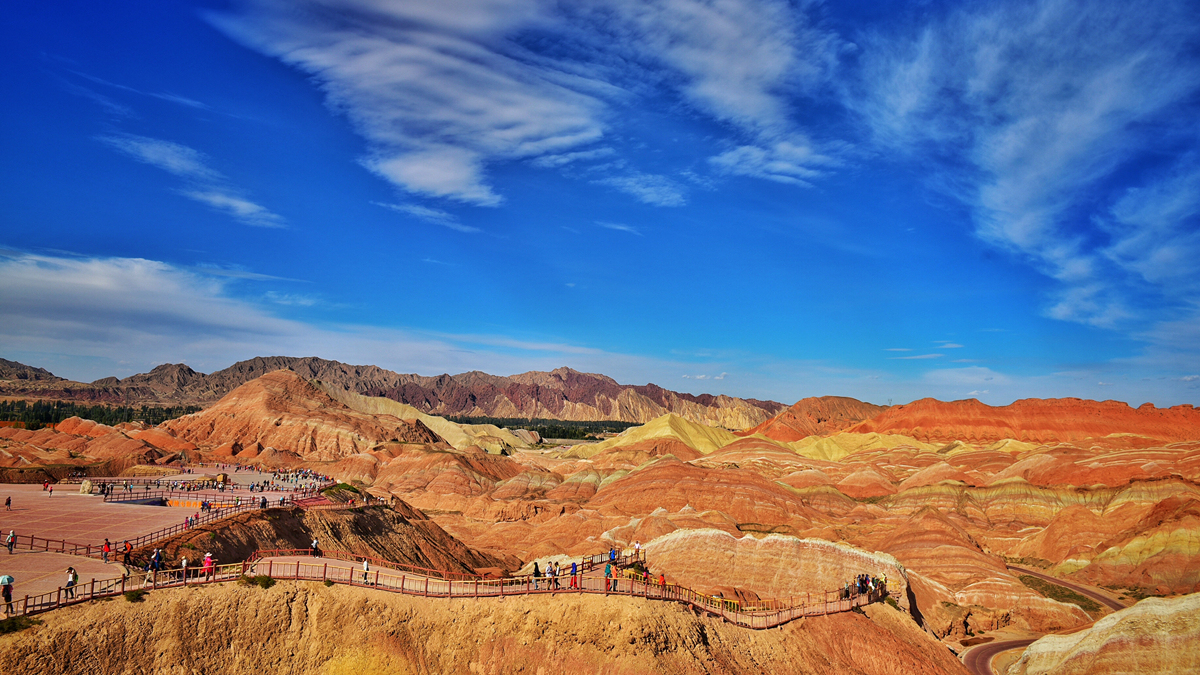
[2,0,1199,407]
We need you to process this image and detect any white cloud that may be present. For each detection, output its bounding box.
[374,202,480,233]
[209,0,845,207]
[596,221,642,236]
[595,172,686,207]
[530,147,615,168]
[596,0,841,186]
[851,0,1200,328]
[966,390,988,396]
[264,291,318,307]
[923,366,1010,387]
[936,343,964,349]
[209,0,607,206]
[98,133,284,228]
[709,139,834,187]
[884,348,911,352]
[889,353,943,360]
[97,134,220,181]
[183,190,284,228]
[0,250,701,386]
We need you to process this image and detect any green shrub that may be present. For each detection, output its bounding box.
[885,596,900,611]
[324,580,335,587]
[0,616,42,635]
[1018,575,1101,616]
[123,590,146,603]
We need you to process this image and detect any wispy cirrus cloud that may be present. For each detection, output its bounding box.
[208,0,844,210]
[209,0,608,207]
[594,172,686,207]
[890,353,943,360]
[70,70,210,110]
[97,133,284,227]
[373,202,480,233]
[850,0,1200,329]
[596,221,643,236]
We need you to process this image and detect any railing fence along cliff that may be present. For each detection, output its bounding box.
[7,491,356,560]
[3,548,892,631]
[102,482,331,504]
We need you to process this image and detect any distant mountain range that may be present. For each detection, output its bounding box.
[0,356,787,430]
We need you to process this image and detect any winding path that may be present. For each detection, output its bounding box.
[961,567,1131,674]
[1007,565,1127,612]
[963,638,1036,675]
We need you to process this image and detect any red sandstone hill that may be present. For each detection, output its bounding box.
[847,397,1200,444]
[162,370,443,460]
[740,396,886,442]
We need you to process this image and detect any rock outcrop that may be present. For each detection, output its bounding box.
[1007,593,1200,674]
[742,396,886,442]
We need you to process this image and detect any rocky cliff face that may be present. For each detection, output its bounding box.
[1007,593,1200,674]
[0,582,970,675]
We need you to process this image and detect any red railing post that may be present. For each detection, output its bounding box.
[153,571,158,590]
[323,563,327,582]
[90,579,95,599]
[401,575,405,593]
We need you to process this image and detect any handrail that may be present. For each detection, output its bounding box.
[10,492,351,561]
[3,556,892,631]
[247,548,483,581]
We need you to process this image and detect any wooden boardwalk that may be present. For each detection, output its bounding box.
[3,548,892,631]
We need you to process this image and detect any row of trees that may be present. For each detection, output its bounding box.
[0,399,201,430]
[445,416,637,440]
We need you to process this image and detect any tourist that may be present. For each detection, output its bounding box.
[310,538,320,557]
[362,559,370,584]
[65,566,77,599]
[48,485,53,498]
[659,573,666,594]
[102,538,111,564]
[569,561,578,589]
[5,530,14,555]
[181,556,188,580]
[203,553,214,580]
[532,562,541,590]
[2,578,12,615]
[4,496,10,511]
[42,480,48,491]
[604,562,612,592]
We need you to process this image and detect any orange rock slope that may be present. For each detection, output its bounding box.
[848,397,1200,444]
